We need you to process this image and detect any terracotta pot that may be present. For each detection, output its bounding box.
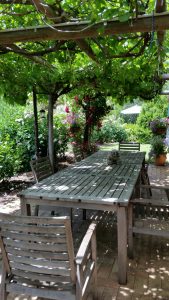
[155,154,167,166]
[155,128,166,135]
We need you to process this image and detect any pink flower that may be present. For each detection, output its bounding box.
[65,106,69,113]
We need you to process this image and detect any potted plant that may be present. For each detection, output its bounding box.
[150,136,168,166]
[149,118,167,135]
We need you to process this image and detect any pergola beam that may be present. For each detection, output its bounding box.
[0,0,31,3]
[0,12,169,44]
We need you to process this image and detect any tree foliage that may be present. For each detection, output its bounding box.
[0,0,166,105]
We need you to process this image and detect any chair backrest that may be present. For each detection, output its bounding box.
[0,214,76,286]
[119,142,140,151]
[30,156,53,182]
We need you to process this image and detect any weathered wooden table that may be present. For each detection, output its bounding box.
[19,150,145,284]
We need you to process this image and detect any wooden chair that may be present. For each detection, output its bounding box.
[30,156,57,216]
[128,185,169,258]
[119,142,140,151]
[30,156,53,182]
[0,213,97,300]
[119,142,151,195]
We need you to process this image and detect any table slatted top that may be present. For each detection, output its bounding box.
[20,151,145,207]
[61,161,141,176]
[85,150,145,164]
[21,172,137,205]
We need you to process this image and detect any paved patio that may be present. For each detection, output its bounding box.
[1,164,169,299]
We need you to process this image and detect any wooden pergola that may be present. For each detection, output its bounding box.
[0,12,169,44]
[0,0,168,169]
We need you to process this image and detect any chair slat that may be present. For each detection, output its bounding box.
[0,214,69,224]
[6,246,69,261]
[3,238,68,252]
[2,230,67,243]
[11,269,72,284]
[119,142,140,151]
[1,223,66,234]
[8,254,70,269]
[10,262,71,277]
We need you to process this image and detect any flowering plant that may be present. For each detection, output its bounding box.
[65,110,81,132]
[150,136,168,157]
[149,118,168,134]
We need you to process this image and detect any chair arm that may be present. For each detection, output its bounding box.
[75,222,97,299]
[141,184,169,190]
[75,222,97,266]
[130,198,169,206]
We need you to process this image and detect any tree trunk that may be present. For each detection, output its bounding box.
[33,87,39,157]
[83,112,90,154]
[84,123,89,145]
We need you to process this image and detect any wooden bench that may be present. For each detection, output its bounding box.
[0,213,97,300]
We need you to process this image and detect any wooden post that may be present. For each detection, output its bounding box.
[33,87,39,157]
[48,94,55,172]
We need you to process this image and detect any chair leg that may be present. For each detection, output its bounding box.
[70,208,73,227]
[165,189,169,201]
[0,262,8,300]
[141,167,152,197]
[83,209,86,220]
[34,205,39,216]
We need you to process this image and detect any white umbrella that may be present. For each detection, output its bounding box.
[121,105,142,115]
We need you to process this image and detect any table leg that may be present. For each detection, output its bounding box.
[20,197,31,216]
[117,206,127,284]
[128,203,134,259]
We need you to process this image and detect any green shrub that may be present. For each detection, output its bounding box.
[121,96,168,144]
[53,114,69,157]
[123,124,152,143]
[136,96,168,141]
[0,137,23,179]
[91,119,128,143]
[0,107,69,180]
[121,113,139,124]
